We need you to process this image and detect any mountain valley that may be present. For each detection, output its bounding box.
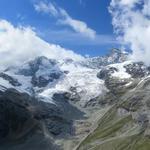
[0,49,150,150]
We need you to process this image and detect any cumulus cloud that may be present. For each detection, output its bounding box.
[109,0,150,65]
[40,29,117,46]
[119,0,137,6]
[0,19,84,69]
[34,1,96,39]
[34,1,58,17]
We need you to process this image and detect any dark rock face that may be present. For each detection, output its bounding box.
[16,56,64,87]
[96,64,133,106]
[31,72,62,87]
[97,67,118,80]
[97,61,150,82]
[0,88,84,150]
[17,56,57,76]
[69,86,81,102]
[52,92,85,120]
[124,62,150,78]
[0,73,21,86]
[0,89,33,140]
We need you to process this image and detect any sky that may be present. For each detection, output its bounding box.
[0,0,118,57]
[0,0,149,68]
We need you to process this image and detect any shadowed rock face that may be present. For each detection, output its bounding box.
[16,56,64,87]
[0,88,85,150]
[0,73,21,86]
[0,89,33,140]
[31,71,62,87]
[97,67,118,80]
[0,96,31,138]
[124,62,150,78]
[17,56,57,76]
[97,62,150,81]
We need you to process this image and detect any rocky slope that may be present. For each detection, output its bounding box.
[77,61,150,150]
[0,49,150,150]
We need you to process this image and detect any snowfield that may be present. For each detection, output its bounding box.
[0,57,107,105]
[108,61,132,79]
[40,66,107,106]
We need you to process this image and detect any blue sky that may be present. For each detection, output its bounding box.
[0,0,120,57]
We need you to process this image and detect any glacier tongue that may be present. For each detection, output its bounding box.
[0,56,108,106]
[0,49,131,106]
[40,66,107,106]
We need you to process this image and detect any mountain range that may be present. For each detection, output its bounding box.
[0,49,150,150]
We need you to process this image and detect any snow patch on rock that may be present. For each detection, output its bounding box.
[109,61,132,79]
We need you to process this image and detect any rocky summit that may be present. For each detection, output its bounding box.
[0,49,150,150]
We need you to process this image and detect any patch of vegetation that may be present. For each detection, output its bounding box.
[77,107,135,150]
[120,96,143,112]
[93,134,150,150]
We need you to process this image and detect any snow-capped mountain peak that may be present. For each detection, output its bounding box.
[81,48,128,69]
[1,49,150,107]
[0,55,107,106]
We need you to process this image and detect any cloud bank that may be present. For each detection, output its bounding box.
[34,1,96,39]
[0,20,84,69]
[109,0,150,65]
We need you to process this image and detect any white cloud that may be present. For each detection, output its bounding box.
[142,0,150,16]
[34,1,58,17]
[0,19,84,69]
[34,1,96,39]
[39,29,117,46]
[109,0,150,65]
[120,0,137,6]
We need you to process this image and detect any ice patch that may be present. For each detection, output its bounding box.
[40,64,107,106]
[0,77,13,90]
[109,61,131,79]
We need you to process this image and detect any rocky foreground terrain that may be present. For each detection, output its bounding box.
[0,49,150,150]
